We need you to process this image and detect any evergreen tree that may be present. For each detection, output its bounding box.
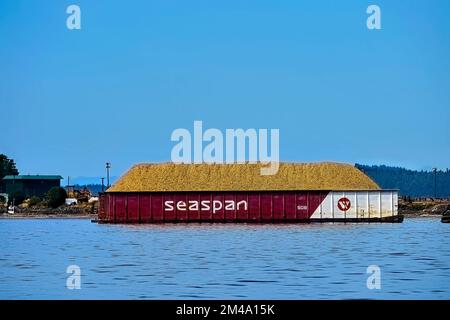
[0,154,19,179]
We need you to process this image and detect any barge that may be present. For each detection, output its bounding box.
[98,162,402,223]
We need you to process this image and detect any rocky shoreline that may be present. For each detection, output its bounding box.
[0,213,94,219]
[0,204,97,219]
[399,200,450,218]
[1,200,448,220]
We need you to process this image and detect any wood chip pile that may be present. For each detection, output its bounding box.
[107,162,380,192]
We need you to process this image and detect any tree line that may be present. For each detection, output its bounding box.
[356,164,450,198]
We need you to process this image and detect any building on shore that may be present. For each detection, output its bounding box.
[2,175,63,199]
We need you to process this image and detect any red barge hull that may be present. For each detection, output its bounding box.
[98,190,402,223]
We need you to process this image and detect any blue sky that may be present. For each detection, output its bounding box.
[1,0,449,182]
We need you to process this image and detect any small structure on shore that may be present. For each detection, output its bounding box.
[65,198,78,206]
[65,186,92,203]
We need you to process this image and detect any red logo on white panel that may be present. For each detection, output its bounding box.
[337,197,351,211]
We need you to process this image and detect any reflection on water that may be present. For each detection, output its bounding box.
[0,218,449,299]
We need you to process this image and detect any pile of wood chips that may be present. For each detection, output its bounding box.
[107,162,380,192]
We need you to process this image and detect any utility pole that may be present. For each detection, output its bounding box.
[106,162,111,188]
[101,177,105,192]
[433,168,437,199]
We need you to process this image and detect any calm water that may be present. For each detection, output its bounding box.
[0,217,449,299]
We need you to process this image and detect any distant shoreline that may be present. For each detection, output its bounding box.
[0,213,94,219]
[1,199,447,220]
[0,212,441,220]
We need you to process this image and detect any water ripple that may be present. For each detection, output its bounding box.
[0,217,449,299]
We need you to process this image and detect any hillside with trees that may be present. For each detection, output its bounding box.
[356,164,450,198]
